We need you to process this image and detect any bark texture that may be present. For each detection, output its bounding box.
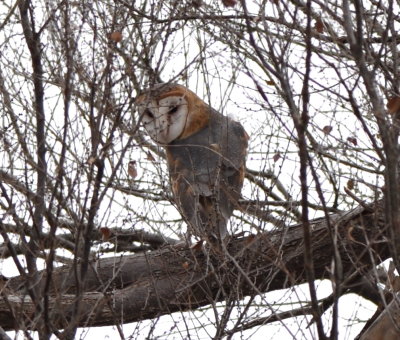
[1,200,389,330]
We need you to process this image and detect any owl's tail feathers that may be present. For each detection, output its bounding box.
[206,219,231,257]
[217,218,228,241]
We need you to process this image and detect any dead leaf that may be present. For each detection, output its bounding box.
[110,31,122,43]
[347,137,357,146]
[387,96,400,114]
[128,161,138,179]
[266,80,275,86]
[347,179,355,190]
[100,227,112,241]
[314,19,324,33]
[191,0,203,8]
[190,240,204,251]
[323,125,333,135]
[222,0,237,7]
[273,152,281,162]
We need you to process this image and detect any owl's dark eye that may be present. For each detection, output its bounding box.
[168,106,179,115]
[144,109,154,118]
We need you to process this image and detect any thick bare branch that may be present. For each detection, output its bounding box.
[2,201,388,330]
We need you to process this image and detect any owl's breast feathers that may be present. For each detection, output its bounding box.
[166,108,248,238]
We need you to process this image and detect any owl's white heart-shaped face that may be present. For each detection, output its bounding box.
[138,95,189,144]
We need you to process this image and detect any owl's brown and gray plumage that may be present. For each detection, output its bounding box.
[136,83,248,243]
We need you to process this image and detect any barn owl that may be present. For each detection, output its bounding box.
[136,83,248,244]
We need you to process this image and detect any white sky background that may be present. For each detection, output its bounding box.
[0,0,394,339]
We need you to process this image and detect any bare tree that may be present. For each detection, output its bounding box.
[0,0,399,339]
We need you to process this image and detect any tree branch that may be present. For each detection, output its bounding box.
[1,200,389,330]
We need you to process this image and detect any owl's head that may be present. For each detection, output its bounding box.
[136,83,209,144]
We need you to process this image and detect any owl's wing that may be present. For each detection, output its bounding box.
[167,112,248,241]
[211,115,249,222]
[218,117,249,173]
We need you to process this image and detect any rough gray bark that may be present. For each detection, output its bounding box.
[1,200,389,330]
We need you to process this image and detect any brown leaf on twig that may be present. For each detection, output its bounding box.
[387,96,400,114]
[314,19,324,33]
[190,240,204,251]
[347,179,355,190]
[191,0,203,8]
[128,161,138,179]
[273,152,281,162]
[347,137,357,146]
[222,0,237,7]
[323,125,333,135]
[100,227,112,241]
[110,31,123,43]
